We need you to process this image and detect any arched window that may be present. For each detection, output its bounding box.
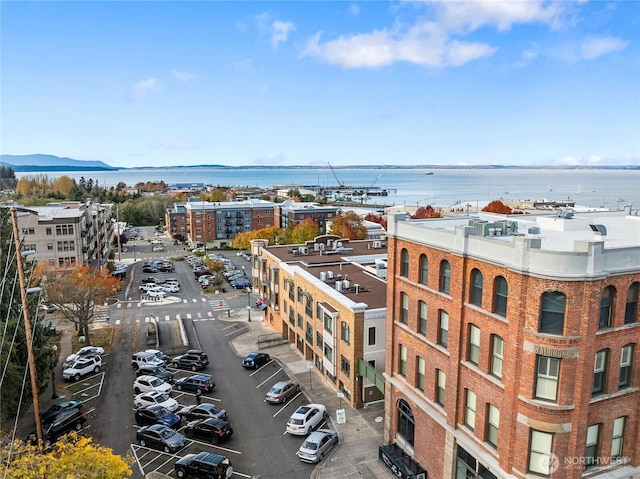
[440,260,451,294]
[419,254,429,285]
[625,283,639,324]
[539,291,566,335]
[400,248,409,277]
[493,276,508,317]
[397,399,415,447]
[470,269,483,306]
[599,286,616,329]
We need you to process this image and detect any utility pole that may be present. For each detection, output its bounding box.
[116,204,121,262]
[10,207,44,448]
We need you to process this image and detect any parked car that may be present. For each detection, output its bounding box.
[242,352,270,370]
[134,375,172,395]
[175,374,216,394]
[132,351,165,369]
[174,452,233,479]
[134,391,179,412]
[296,429,339,463]
[142,265,158,273]
[134,405,181,429]
[172,352,208,371]
[159,283,179,293]
[136,424,186,453]
[65,345,104,364]
[286,404,328,435]
[141,277,160,284]
[136,365,174,383]
[40,409,87,448]
[41,400,83,424]
[183,418,233,444]
[62,355,101,381]
[265,380,299,404]
[178,403,227,422]
[145,349,169,363]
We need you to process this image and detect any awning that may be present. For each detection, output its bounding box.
[379,444,427,479]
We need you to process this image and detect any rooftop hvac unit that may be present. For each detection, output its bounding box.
[373,240,382,248]
[476,222,492,237]
[314,243,321,251]
[299,246,308,255]
[528,227,541,234]
[335,281,343,291]
[342,280,350,290]
[335,241,343,249]
[354,284,360,294]
[320,271,327,281]
[327,271,334,279]
[327,239,334,247]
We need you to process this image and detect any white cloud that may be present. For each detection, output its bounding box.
[302,0,565,69]
[271,20,295,49]
[588,155,603,164]
[349,4,360,16]
[558,156,579,165]
[127,78,160,101]
[171,70,198,83]
[519,46,539,65]
[578,36,628,60]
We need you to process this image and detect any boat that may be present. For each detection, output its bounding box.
[425,172,434,176]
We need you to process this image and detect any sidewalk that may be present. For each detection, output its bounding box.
[225,310,394,479]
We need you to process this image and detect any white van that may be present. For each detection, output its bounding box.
[131,351,165,369]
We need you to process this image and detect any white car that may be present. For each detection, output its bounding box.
[146,289,167,299]
[65,345,104,364]
[159,284,179,293]
[133,391,179,412]
[134,375,172,395]
[286,404,328,435]
[62,355,102,381]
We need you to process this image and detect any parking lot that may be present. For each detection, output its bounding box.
[76,246,333,479]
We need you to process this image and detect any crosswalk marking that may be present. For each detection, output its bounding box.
[117,303,122,309]
[186,313,192,319]
[208,312,212,317]
[115,319,121,325]
[165,315,170,321]
[192,298,198,303]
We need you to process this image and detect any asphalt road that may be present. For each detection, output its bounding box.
[86,230,318,479]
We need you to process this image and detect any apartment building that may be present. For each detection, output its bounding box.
[276,200,338,232]
[10,200,114,266]
[251,235,388,408]
[167,199,277,248]
[384,209,640,479]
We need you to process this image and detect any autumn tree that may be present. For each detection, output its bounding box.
[411,205,443,219]
[2,431,132,479]
[482,200,512,214]
[37,264,121,344]
[52,175,76,197]
[329,210,367,240]
[205,188,229,202]
[281,218,321,245]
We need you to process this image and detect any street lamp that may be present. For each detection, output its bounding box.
[246,288,252,322]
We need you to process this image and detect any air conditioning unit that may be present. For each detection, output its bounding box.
[335,281,343,291]
[373,240,382,248]
[335,241,343,249]
[299,246,308,255]
[320,271,327,281]
[313,243,321,251]
[327,239,334,247]
[317,243,325,251]
[327,271,334,279]
[342,280,350,290]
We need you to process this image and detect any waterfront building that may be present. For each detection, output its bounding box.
[384,208,640,479]
[276,200,338,232]
[170,199,277,249]
[251,235,388,408]
[10,200,114,267]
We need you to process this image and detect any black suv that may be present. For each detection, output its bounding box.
[172,350,208,371]
[39,409,87,447]
[174,452,233,479]
[184,418,233,444]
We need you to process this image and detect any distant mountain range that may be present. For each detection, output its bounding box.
[0,154,117,171]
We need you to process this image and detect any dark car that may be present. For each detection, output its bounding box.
[193,269,211,279]
[172,351,208,371]
[135,405,181,429]
[174,452,233,479]
[40,400,83,424]
[178,403,227,422]
[183,418,233,444]
[141,277,160,284]
[135,365,175,383]
[136,424,186,453]
[175,374,216,393]
[242,352,270,370]
[39,409,86,448]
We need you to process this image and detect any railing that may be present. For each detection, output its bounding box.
[257,333,287,349]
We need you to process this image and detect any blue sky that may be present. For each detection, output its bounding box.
[1,1,638,168]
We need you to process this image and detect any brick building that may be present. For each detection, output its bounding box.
[251,235,388,407]
[384,209,639,479]
[276,200,338,232]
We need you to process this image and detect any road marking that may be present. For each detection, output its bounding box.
[197,312,202,318]
[186,313,192,319]
[201,298,207,302]
[192,298,198,303]
[136,319,140,323]
[144,317,150,323]
[207,312,212,317]
[182,299,187,303]
[117,303,122,309]
[257,368,282,388]
[165,315,170,321]
[272,392,302,417]
[115,319,121,325]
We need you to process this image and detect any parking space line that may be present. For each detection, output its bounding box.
[249,361,274,376]
[224,325,248,337]
[257,368,283,388]
[272,394,301,418]
[173,391,221,402]
[184,437,243,455]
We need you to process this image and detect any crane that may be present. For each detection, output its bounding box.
[370,174,381,188]
[327,162,345,187]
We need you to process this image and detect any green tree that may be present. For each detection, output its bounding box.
[0,165,17,190]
